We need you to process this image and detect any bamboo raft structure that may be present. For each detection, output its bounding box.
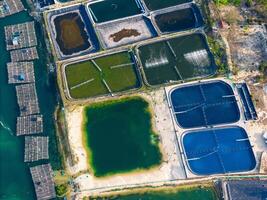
[16,83,40,116]
[7,62,35,84]
[24,136,49,162]
[16,114,43,136]
[5,21,37,50]
[30,164,56,200]
[10,47,39,62]
[0,0,24,18]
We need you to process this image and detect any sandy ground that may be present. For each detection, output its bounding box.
[215,4,267,172]
[65,88,186,197]
[65,106,88,174]
[230,25,267,70]
[232,71,267,173]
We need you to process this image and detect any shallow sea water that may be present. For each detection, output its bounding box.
[0,1,61,199]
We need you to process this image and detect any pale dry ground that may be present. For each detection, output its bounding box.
[260,152,267,173]
[218,4,267,72]
[65,89,186,198]
[65,106,88,174]
[230,25,267,71]
[232,71,267,173]
[213,3,267,171]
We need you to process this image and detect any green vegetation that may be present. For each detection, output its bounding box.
[83,97,162,177]
[256,0,267,8]
[89,185,218,200]
[214,0,241,6]
[55,183,68,197]
[259,61,267,75]
[65,52,140,99]
[207,36,228,75]
[256,61,267,82]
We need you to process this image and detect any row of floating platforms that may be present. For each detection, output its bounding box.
[4,20,56,200]
[7,62,35,84]
[0,0,24,18]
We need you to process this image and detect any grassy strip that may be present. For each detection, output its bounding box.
[207,36,229,75]
[88,183,218,200]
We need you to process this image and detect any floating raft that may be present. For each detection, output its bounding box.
[16,83,40,116]
[24,136,49,162]
[5,21,37,50]
[0,0,24,18]
[7,62,35,84]
[30,164,56,200]
[16,114,43,136]
[10,47,39,62]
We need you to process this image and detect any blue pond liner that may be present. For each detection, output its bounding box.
[170,80,240,129]
[236,83,257,121]
[38,0,55,8]
[182,126,256,176]
[79,5,100,53]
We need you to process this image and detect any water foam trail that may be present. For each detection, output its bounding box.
[184,49,210,67]
[187,150,217,161]
[0,120,14,135]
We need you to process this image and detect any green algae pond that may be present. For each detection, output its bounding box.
[90,185,218,200]
[0,1,62,199]
[83,97,162,177]
[88,0,143,23]
[137,33,216,86]
[153,4,204,34]
[143,0,193,11]
[65,51,140,99]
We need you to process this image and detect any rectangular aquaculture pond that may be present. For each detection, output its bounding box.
[182,126,256,175]
[88,0,143,23]
[96,16,157,49]
[137,33,216,86]
[46,5,99,59]
[169,80,240,128]
[64,51,141,99]
[83,97,162,177]
[153,4,203,34]
[142,0,193,11]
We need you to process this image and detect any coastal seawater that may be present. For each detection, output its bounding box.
[0,1,61,199]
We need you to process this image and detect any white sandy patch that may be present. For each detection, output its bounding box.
[96,16,154,49]
[65,106,88,174]
[66,88,186,197]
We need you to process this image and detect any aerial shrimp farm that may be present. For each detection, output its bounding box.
[39,0,265,198]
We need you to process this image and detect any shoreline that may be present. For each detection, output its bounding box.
[88,181,217,198]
